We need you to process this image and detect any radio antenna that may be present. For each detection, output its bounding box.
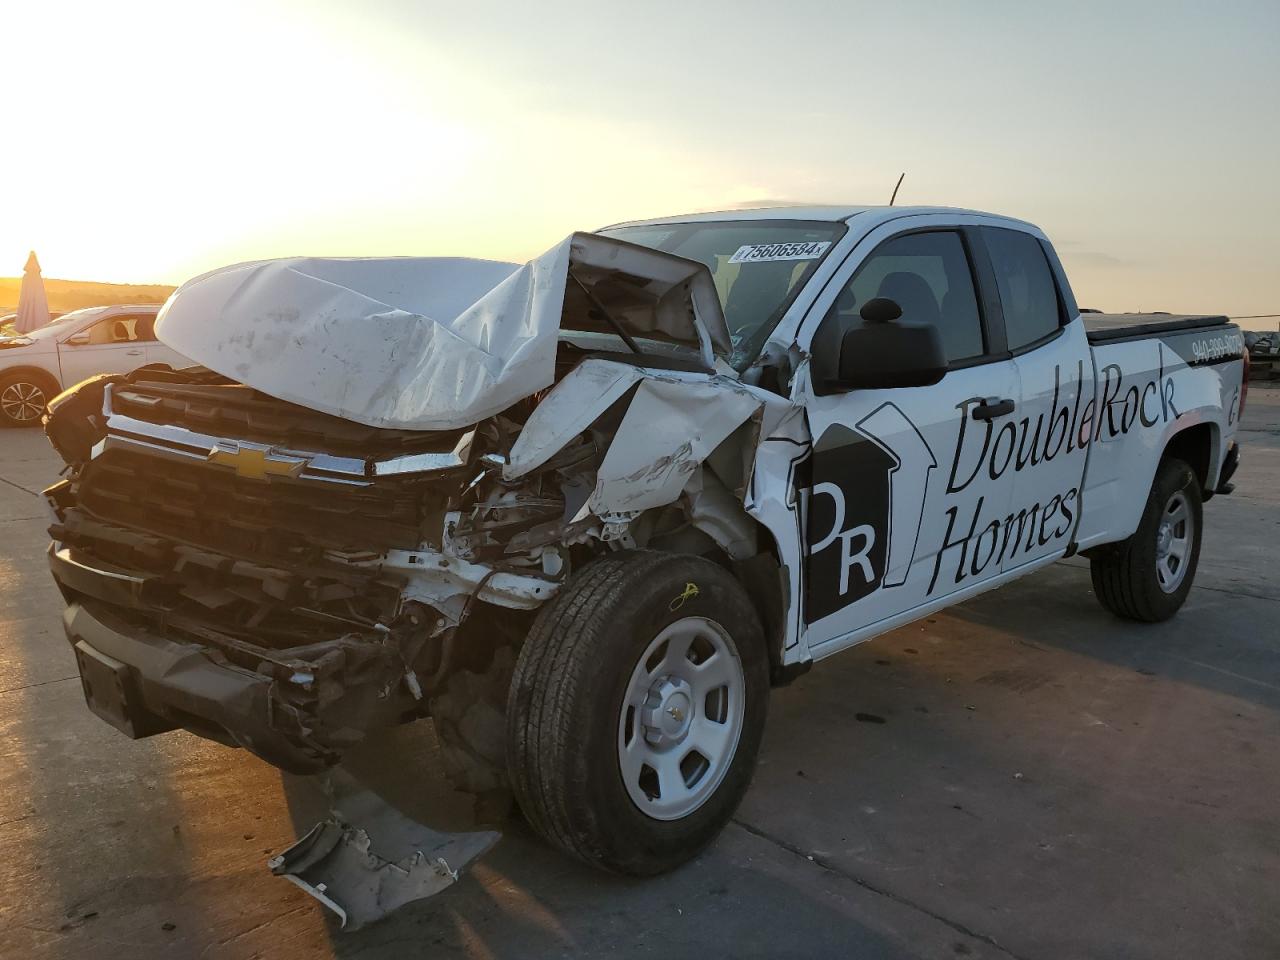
[889,172,905,206]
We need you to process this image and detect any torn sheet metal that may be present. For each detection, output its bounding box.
[269,768,499,931]
[566,232,731,362]
[381,546,561,625]
[509,356,800,521]
[155,233,731,431]
[684,465,758,559]
[742,405,812,658]
[588,375,767,515]
[504,359,644,480]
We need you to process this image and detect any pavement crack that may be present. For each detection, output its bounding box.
[198,904,314,956]
[730,818,1036,960]
[1193,582,1280,605]
[0,475,40,497]
[0,676,77,696]
[1164,655,1280,692]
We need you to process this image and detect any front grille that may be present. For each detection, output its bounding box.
[112,372,469,460]
[47,368,478,648]
[77,447,434,565]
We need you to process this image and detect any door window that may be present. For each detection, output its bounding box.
[983,228,1061,349]
[826,231,985,364]
[77,314,154,345]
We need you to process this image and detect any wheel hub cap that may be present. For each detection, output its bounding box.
[1155,490,1193,593]
[1,381,46,422]
[617,617,746,821]
[641,676,694,746]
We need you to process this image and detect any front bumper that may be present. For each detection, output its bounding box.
[61,598,325,769]
[50,543,408,773]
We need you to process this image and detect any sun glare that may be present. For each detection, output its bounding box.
[1,0,771,287]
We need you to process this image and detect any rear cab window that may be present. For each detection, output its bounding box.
[982,228,1062,351]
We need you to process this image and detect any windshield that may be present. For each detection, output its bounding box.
[52,307,115,327]
[599,219,845,367]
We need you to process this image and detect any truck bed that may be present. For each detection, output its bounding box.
[1083,312,1231,344]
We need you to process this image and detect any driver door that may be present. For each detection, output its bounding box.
[796,225,1021,657]
[58,314,150,386]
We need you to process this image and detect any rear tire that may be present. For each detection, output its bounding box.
[506,550,768,876]
[0,370,58,427]
[1090,457,1202,622]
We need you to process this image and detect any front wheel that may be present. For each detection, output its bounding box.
[506,551,769,875]
[0,371,57,427]
[1090,457,1203,622]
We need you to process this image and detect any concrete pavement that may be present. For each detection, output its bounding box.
[1,388,1277,959]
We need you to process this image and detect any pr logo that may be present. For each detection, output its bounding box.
[804,403,936,623]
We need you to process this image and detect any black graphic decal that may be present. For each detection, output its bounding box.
[804,403,936,623]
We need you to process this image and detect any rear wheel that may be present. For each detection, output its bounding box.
[1090,457,1203,622]
[507,551,768,875]
[0,371,57,427]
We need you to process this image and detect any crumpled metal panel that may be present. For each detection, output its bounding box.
[508,356,802,532]
[155,233,731,432]
[588,375,765,515]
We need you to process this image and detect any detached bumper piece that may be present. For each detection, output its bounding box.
[269,769,499,931]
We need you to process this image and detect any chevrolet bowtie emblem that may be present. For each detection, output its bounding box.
[207,443,306,480]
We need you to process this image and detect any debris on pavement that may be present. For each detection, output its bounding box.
[269,768,499,931]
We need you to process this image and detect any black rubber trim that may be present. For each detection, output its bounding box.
[1008,323,1066,358]
[962,225,1009,356]
[1084,316,1233,344]
[769,659,812,687]
[1216,443,1240,494]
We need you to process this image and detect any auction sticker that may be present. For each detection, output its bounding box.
[729,241,831,264]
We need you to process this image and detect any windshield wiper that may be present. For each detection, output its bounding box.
[568,271,643,357]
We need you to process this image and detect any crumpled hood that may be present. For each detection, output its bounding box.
[155,232,731,431]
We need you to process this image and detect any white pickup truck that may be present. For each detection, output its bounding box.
[44,206,1245,885]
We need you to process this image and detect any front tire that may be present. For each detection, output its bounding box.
[506,551,769,876]
[0,371,57,427]
[1090,457,1203,622]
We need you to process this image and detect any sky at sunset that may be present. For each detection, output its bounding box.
[3,0,1277,317]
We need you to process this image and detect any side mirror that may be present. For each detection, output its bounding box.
[64,332,90,346]
[832,297,948,390]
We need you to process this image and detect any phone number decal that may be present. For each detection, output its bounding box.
[1189,332,1243,363]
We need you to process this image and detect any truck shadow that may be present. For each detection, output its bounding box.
[271,553,1280,957]
[277,722,934,959]
[947,559,1280,714]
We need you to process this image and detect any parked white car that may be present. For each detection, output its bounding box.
[0,304,189,426]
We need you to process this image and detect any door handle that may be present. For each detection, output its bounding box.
[972,397,1015,421]
[125,349,144,356]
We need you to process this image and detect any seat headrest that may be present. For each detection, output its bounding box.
[876,272,941,326]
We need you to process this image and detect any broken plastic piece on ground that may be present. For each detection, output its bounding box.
[268,767,499,931]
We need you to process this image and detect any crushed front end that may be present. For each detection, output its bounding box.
[44,366,580,772]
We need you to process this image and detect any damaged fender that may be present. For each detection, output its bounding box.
[508,357,812,632]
